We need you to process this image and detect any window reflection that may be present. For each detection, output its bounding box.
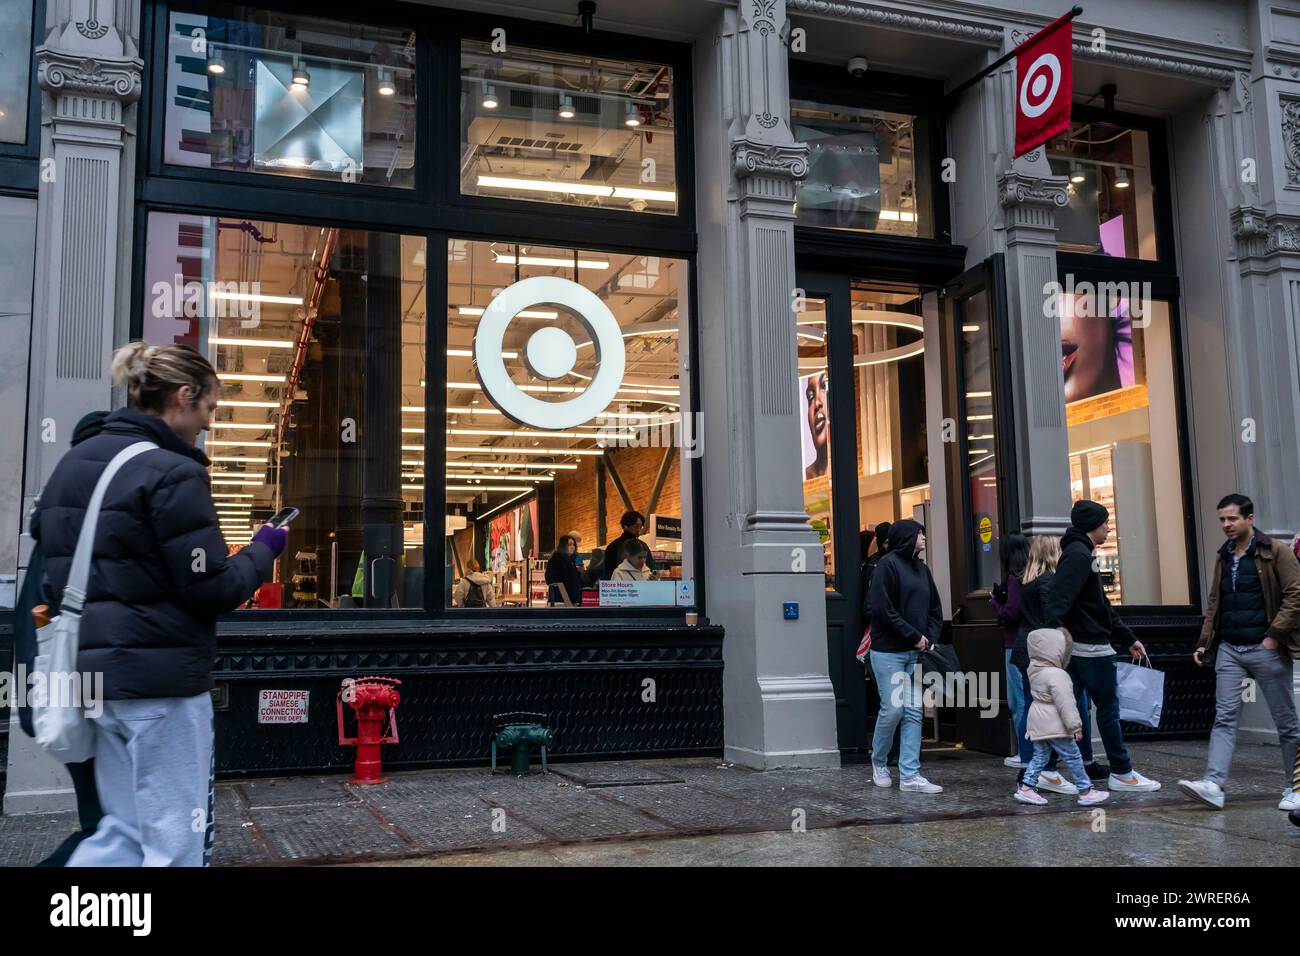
[164,3,416,187]
[958,292,1001,591]
[798,298,835,588]
[0,0,33,144]
[791,100,929,237]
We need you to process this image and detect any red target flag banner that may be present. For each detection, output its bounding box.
[1013,12,1073,157]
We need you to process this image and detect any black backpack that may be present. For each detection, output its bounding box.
[464,579,487,608]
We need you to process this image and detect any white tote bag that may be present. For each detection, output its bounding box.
[1114,655,1165,728]
[32,441,156,763]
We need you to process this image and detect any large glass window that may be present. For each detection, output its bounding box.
[1058,292,1188,604]
[443,239,692,608]
[460,41,677,215]
[144,212,427,608]
[1048,119,1157,260]
[851,282,928,536]
[164,3,416,187]
[798,297,835,588]
[791,100,930,237]
[0,196,38,596]
[0,0,35,144]
[955,288,1003,591]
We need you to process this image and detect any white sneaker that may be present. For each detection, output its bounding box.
[1014,784,1048,805]
[1177,778,1224,809]
[1278,789,1300,811]
[872,765,892,788]
[1077,788,1109,806]
[1035,772,1079,795]
[1003,756,1028,768]
[900,775,943,794]
[1109,770,1162,793]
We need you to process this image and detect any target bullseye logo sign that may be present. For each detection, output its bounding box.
[1013,13,1072,158]
[1019,53,1061,119]
[474,276,626,430]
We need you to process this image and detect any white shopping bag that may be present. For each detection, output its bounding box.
[32,441,155,763]
[1114,656,1165,728]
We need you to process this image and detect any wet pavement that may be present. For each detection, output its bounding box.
[1,740,1297,866]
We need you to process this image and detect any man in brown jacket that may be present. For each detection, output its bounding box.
[1178,494,1300,811]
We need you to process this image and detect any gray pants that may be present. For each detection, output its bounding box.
[68,692,215,867]
[1205,643,1299,788]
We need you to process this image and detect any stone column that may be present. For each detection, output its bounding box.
[695,0,839,770]
[7,0,143,814]
[997,153,1073,537]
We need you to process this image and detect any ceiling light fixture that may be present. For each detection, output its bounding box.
[1113,165,1131,189]
[482,82,498,109]
[291,57,310,91]
[208,52,226,75]
[377,67,395,96]
[624,101,641,127]
[1069,161,1086,184]
[558,94,576,119]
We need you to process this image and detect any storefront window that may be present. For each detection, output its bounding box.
[0,196,38,588]
[443,239,693,608]
[956,289,1002,591]
[460,41,677,215]
[164,3,416,187]
[144,212,427,607]
[1048,120,1157,260]
[798,297,834,588]
[851,282,928,539]
[791,100,930,237]
[0,0,34,144]
[1058,292,1188,605]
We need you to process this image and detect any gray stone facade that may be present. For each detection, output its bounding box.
[5,0,1299,811]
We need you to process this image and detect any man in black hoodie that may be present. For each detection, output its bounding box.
[866,520,944,794]
[1044,500,1161,793]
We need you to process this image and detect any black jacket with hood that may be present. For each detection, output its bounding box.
[866,520,943,653]
[1042,526,1136,651]
[34,407,274,700]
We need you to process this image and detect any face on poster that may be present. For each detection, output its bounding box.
[1059,293,1135,404]
[800,370,830,481]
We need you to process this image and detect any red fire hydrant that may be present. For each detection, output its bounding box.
[337,676,401,784]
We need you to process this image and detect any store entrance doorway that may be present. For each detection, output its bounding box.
[797,271,938,756]
[799,257,1017,759]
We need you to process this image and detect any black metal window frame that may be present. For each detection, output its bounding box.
[1055,105,1199,616]
[131,0,704,624]
[0,0,47,195]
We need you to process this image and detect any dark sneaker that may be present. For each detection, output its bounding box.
[1084,761,1111,781]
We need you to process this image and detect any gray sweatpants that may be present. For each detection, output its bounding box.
[67,692,215,867]
[1205,643,1299,789]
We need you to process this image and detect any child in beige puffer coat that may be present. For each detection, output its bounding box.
[1015,628,1109,806]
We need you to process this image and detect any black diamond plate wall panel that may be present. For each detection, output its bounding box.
[212,624,724,775]
[1123,616,1214,738]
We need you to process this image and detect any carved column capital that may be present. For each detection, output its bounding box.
[37,47,143,104]
[998,166,1069,235]
[732,139,809,184]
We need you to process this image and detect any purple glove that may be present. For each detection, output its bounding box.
[251,523,288,557]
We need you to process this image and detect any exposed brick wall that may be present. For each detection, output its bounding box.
[1066,384,1149,426]
[554,445,682,553]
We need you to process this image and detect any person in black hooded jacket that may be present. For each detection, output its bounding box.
[865,519,944,794]
[36,342,286,866]
[18,411,109,867]
[1043,499,1160,793]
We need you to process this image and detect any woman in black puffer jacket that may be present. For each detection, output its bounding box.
[35,343,286,866]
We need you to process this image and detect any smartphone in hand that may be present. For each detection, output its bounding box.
[267,506,300,528]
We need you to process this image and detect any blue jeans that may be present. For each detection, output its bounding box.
[1006,649,1029,762]
[1018,667,1095,767]
[870,649,922,779]
[1024,738,1092,792]
[1067,654,1131,775]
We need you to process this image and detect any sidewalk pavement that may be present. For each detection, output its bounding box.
[1,740,1296,866]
